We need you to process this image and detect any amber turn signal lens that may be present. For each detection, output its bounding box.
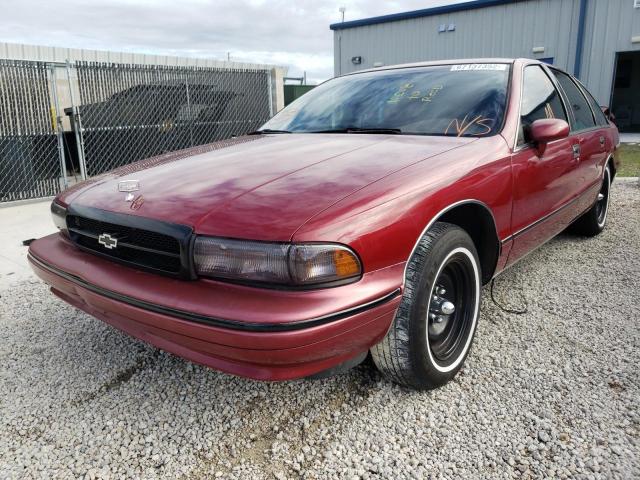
[288,244,362,285]
[334,249,360,277]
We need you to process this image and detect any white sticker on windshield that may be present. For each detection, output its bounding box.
[450,64,507,71]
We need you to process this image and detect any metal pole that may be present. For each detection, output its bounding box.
[66,60,87,180]
[267,69,274,117]
[185,74,194,147]
[49,66,68,189]
[338,35,342,76]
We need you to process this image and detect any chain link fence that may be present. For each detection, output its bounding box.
[0,60,62,202]
[0,59,274,203]
[73,62,272,177]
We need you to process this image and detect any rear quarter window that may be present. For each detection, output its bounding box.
[576,80,610,127]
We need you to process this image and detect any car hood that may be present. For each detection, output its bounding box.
[65,133,475,241]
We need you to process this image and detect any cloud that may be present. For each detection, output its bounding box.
[0,0,468,83]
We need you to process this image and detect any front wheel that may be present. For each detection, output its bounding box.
[371,222,481,390]
[570,165,611,237]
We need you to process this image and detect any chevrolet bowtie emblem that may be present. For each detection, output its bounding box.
[98,233,118,250]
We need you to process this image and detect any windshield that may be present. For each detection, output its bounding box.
[261,64,510,137]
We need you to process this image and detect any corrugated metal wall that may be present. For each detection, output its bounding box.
[581,0,640,104]
[334,0,640,105]
[333,0,582,76]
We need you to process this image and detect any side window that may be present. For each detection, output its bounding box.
[576,80,610,126]
[551,70,597,131]
[518,66,568,145]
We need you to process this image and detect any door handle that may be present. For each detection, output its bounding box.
[572,143,580,159]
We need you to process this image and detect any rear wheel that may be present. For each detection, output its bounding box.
[371,222,481,389]
[570,165,611,237]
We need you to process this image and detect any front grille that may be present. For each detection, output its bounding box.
[67,214,184,275]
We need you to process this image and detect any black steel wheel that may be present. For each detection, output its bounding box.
[595,167,611,228]
[570,165,611,237]
[426,251,478,372]
[371,222,481,389]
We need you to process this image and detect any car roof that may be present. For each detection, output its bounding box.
[342,58,559,77]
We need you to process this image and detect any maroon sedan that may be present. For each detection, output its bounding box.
[29,59,619,389]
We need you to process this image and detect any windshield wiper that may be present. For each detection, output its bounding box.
[248,128,292,135]
[309,127,402,134]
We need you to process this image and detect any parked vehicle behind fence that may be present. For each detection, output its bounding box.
[29,59,620,389]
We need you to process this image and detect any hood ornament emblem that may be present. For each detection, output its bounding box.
[119,180,140,202]
[118,180,140,192]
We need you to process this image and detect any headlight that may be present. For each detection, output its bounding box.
[51,200,68,233]
[193,237,362,287]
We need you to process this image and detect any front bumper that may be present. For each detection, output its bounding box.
[28,233,403,380]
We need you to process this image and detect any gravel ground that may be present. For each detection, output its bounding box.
[1,179,638,480]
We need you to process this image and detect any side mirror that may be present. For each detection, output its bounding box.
[529,118,570,155]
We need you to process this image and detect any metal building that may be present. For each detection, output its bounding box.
[331,0,640,132]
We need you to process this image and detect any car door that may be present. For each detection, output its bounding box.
[576,75,614,172]
[507,65,578,266]
[548,68,603,198]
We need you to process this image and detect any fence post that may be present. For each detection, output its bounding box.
[49,65,68,189]
[66,60,87,180]
[267,69,274,117]
[185,73,195,147]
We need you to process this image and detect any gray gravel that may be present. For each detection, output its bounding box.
[1,179,639,479]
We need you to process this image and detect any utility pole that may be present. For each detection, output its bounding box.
[339,6,346,22]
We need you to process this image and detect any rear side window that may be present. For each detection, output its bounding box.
[518,66,567,145]
[551,70,596,131]
[576,80,610,126]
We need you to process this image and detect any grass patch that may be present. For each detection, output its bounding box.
[617,144,640,177]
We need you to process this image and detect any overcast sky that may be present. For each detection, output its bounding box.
[0,0,471,83]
